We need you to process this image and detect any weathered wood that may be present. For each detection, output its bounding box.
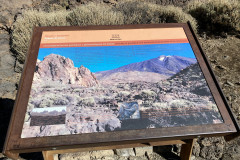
[45,139,186,155]
[42,151,54,160]
[149,140,186,146]
[180,139,196,160]
[4,151,19,160]
[48,143,146,155]
[42,139,192,160]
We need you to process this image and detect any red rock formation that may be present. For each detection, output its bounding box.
[35,54,98,87]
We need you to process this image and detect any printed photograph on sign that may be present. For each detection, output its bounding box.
[21,28,223,138]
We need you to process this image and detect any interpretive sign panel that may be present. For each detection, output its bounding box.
[4,23,239,154]
[21,27,223,138]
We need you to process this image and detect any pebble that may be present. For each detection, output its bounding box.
[226,81,234,86]
[235,82,240,85]
[216,65,227,70]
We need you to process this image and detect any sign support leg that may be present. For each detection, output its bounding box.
[180,139,196,160]
[4,151,19,160]
[42,151,55,160]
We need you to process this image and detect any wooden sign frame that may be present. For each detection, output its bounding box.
[3,23,239,159]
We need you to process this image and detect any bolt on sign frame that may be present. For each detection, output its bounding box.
[3,23,240,160]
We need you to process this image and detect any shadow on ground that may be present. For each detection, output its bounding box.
[154,145,180,160]
[0,98,14,152]
[0,98,43,160]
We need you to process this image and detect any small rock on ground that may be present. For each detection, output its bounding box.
[59,151,91,160]
[114,148,135,157]
[90,150,114,159]
[134,146,153,156]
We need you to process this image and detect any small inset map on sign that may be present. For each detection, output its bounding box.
[30,107,66,126]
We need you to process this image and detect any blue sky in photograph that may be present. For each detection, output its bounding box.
[38,43,196,72]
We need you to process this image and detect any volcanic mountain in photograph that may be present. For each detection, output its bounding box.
[97,55,197,77]
[95,55,197,83]
[21,53,223,138]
